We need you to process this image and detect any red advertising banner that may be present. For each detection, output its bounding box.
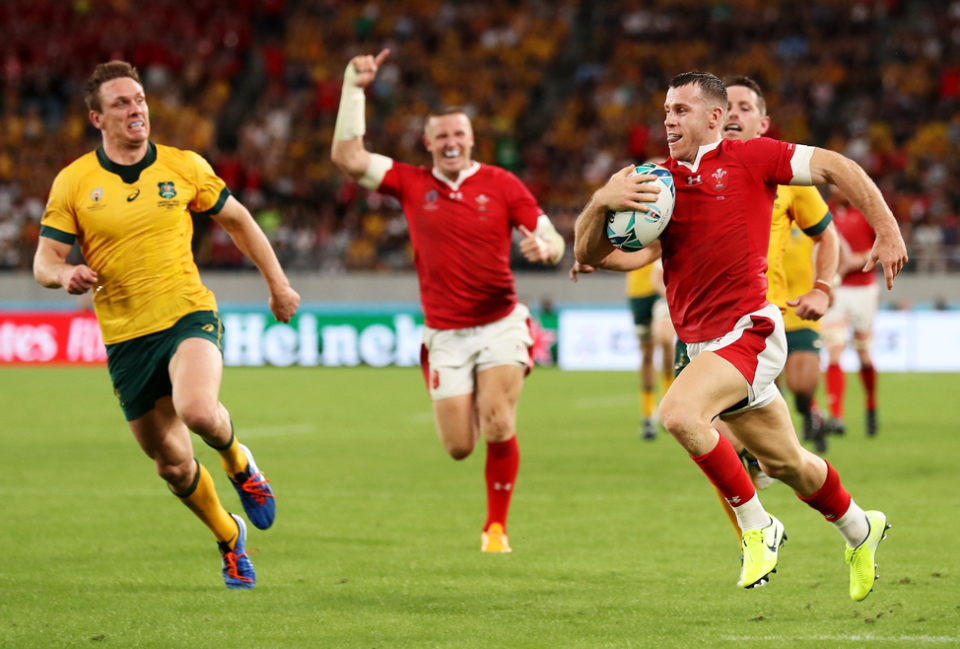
[0,312,107,364]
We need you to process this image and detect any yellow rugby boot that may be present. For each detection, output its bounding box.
[845,510,890,602]
[739,515,786,589]
[481,523,512,553]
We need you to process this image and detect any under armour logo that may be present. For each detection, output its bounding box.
[687,175,702,186]
[493,482,513,491]
[729,495,741,505]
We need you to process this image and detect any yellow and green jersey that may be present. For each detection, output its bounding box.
[41,142,230,344]
[782,224,819,332]
[626,264,656,298]
[766,185,831,313]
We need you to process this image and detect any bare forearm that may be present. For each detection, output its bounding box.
[597,245,661,272]
[33,243,71,288]
[574,196,615,265]
[222,219,290,290]
[811,150,898,236]
[811,225,839,289]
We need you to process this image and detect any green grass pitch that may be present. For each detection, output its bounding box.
[1,367,958,648]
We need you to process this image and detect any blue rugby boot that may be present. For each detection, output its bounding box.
[229,444,276,530]
[220,514,255,589]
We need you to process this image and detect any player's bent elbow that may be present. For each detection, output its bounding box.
[574,241,603,267]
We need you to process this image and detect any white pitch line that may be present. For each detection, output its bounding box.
[574,394,637,409]
[724,636,960,644]
[238,424,315,438]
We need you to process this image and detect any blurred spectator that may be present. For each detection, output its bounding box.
[2,0,960,274]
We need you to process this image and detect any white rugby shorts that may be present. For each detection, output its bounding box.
[685,303,787,416]
[420,304,533,401]
[821,284,880,345]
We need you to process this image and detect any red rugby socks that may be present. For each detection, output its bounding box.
[826,363,845,419]
[484,437,520,532]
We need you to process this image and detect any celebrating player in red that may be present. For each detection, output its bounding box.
[821,185,881,437]
[331,50,565,553]
[575,72,907,599]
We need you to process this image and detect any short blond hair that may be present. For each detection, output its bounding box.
[84,61,142,113]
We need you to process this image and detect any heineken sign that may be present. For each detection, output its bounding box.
[223,313,425,367]
[222,311,558,368]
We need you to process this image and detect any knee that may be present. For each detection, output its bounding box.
[156,456,195,487]
[658,397,700,439]
[178,401,221,436]
[443,440,474,461]
[481,409,515,445]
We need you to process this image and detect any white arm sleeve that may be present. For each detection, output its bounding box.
[533,214,565,265]
[333,64,366,142]
[358,154,393,190]
[789,144,815,186]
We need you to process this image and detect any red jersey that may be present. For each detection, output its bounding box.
[660,137,808,342]
[832,204,877,287]
[376,161,543,329]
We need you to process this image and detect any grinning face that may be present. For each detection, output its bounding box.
[424,113,474,178]
[90,77,150,149]
[724,85,770,141]
[664,83,725,163]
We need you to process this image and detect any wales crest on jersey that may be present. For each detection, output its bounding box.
[158,181,177,199]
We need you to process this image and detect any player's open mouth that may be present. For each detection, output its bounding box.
[667,133,682,144]
[442,148,461,159]
[724,123,742,133]
[128,121,144,130]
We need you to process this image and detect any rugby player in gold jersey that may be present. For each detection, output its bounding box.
[34,61,300,589]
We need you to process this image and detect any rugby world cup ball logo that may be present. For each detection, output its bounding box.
[90,187,104,202]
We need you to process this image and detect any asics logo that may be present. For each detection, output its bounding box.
[127,189,141,202]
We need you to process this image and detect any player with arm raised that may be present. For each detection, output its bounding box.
[331,50,565,553]
[575,72,906,600]
[33,62,300,589]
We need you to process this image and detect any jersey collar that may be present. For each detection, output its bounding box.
[96,142,157,184]
[431,162,481,191]
[675,138,721,173]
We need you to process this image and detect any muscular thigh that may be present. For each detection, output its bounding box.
[169,337,224,412]
[476,364,524,438]
[664,350,748,419]
[128,396,193,465]
[784,350,821,395]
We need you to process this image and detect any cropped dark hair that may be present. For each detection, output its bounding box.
[668,72,727,109]
[724,75,767,116]
[84,61,142,113]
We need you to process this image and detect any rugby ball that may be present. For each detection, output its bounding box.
[606,163,675,251]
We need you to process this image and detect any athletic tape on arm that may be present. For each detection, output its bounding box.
[534,214,565,265]
[789,144,814,186]
[359,154,393,190]
[334,64,366,142]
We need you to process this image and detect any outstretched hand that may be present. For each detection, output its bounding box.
[569,261,596,282]
[864,228,908,290]
[348,49,390,89]
[786,289,830,321]
[518,225,553,263]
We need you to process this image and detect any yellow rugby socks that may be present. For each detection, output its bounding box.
[173,460,239,549]
[661,370,674,395]
[641,389,656,418]
[205,422,249,476]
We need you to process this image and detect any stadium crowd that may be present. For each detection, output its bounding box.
[1,0,959,274]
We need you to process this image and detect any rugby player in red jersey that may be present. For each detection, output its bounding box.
[330,51,565,553]
[821,185,881,437]
[575,72,907,599]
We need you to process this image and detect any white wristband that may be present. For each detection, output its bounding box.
[334,63,366,141]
